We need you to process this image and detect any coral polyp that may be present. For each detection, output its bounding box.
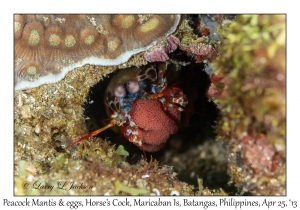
[140,18,160,32]
[48,34,61,46]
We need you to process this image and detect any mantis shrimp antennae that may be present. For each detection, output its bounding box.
[66,121,116,149]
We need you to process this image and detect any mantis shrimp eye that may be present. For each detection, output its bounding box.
[126,79,140,94]
[114,83,126,98]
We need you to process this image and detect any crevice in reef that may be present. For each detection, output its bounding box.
[82,50,233,192]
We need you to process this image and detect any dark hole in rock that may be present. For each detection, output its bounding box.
[83,55,236,193]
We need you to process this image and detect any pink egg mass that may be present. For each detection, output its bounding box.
[129,98,181,152]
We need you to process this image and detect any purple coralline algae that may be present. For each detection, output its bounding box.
[144,35,180,62]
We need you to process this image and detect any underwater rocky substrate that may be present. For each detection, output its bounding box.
[14,14,286,196]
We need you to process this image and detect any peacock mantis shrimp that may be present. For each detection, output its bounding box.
[66,62,188,153]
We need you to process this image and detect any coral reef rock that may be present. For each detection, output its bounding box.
[210,15,286,195]
[15,156,195,195]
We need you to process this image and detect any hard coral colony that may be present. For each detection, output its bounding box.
[14,14,180,90]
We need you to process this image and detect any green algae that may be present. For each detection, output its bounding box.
[114,180,148,195]
[211,15,286,195]
[115,145,129,157]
